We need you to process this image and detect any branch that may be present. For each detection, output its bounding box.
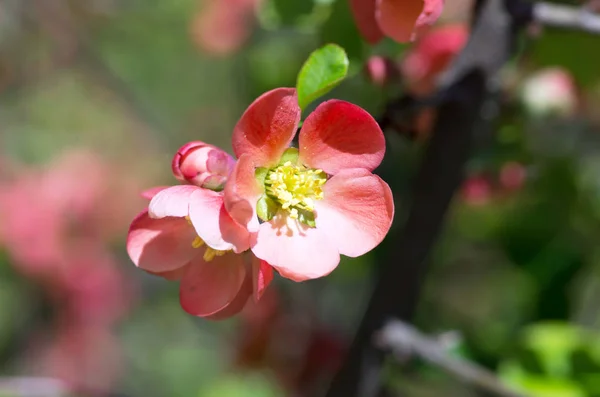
[533,2,600,34]
[324,0,517,395]
[375,320,527,397]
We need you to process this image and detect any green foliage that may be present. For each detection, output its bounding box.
[320,0,364,61]
[270,0,315,25]
[296,43,349,111]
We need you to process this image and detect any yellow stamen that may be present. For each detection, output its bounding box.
[203,247,229,262]
[192,236,205,248]
[191,235,230,261]
[264,161,326,219]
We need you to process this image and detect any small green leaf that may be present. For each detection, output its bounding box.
[278,148,299,164]
[297,209,316,227]
[296,44,349,110]
[257,195,278,222]
[255,167,269,185]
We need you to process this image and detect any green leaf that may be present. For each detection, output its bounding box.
[278,148,299,164]
[296,43,349,110]
[257,195,278,222]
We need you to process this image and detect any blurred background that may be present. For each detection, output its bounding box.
[1,0,600,396]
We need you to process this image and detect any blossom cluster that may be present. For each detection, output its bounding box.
[0,150,142,393]
[127,88,395,319]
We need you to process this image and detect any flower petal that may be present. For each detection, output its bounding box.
[188,189,250,253]
[206,267,253,320]
[148,185,199,219]
[350,0,384,44]
[141,186,170,200]
[127,211,198,272]
[232,88,301,167]
[377,0,444,43]
[223,154,263,232]
[146,265,189,281]
[298,100,385,174]
[251,214,340,282]
[179,253,249,319]
[252,256,274,301]
[315,169,394,257]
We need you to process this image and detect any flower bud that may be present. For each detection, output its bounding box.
[364,56,399,87]
[172,141,235,190]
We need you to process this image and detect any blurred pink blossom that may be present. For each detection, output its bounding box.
[461,176,492,206]
[191,0,262,56]
[520,67,578,117]
[350,0,445,44]
[401,24,469,96]
[500,161,527,192]
[0,149,141,394]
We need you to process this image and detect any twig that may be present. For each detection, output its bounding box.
[533,2,600,34]
[324,0,516,395]
[375,320,527,397]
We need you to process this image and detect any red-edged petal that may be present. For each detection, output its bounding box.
[206,267,253,320]
[188,189,250,253]
[148,185,199,219]
[141,186,170,200]
[350,0,384,44]
[232,88,301,167]
[377,0,444,43]
[252,256,274,301]
[179,253,249,319]
[127,211,198,273]
[315,169,394,257]
[298,100,385,174]
[251,214,340,282]
[146,264,190,281]
[223,154,263,232]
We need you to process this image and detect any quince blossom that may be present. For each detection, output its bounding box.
[350,0,445,44]
[127,142,273,319]
[224,88,394,282]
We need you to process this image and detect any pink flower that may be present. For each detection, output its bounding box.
[127,144,273,319]
[401,24,469,96]
[224,88,395,282]
[190,0,261,56]
[350,0,445,44]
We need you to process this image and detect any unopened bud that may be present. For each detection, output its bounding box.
[172,141,235,190]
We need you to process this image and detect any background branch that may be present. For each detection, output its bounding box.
[375,320,527,397]
[533,2,600,34]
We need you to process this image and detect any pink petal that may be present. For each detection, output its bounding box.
[146,265,189,281]
[188,188,250,253]
[251,214,340,282]
[299,100,385,174]
[206,267,253,320]
[377,0,444,43]
[148,185,199,219]
[232,88,301,167]
[315,169,394,257]
[350,0,384,44]
[127,211,198,272]
[141,186,170,200]
[223,154,263,232]
[179,253,249,319]
[252,256,274,301]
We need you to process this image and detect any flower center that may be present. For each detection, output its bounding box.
[264,161,327,220]
[186,217,230,261]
